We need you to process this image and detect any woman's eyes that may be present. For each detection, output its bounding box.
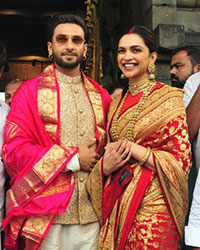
[117,47,142,54]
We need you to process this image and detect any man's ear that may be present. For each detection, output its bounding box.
[83,43,88,58]
[47,42,53,57]
[194,64,200,73]
[0,66,4,78]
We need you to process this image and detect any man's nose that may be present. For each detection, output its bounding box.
[65,39,75,49]
[170,67,176,75]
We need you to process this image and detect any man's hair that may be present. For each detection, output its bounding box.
[46,12,89,43]
[171,46,200,67]
[0,41,7,69]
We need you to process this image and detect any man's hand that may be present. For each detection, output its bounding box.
[79,138,100,172]
[103,139,132,176]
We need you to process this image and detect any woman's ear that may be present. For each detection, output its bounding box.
[150,52,158,64]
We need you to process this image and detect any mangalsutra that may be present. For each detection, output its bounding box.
[111,79,155,142]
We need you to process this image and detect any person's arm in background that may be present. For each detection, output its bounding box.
[0,101,9,250]
[185,169,200,248]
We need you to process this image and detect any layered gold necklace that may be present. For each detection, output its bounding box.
[110,79,155,141]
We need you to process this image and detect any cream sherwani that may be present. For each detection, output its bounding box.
[39,70,99,250]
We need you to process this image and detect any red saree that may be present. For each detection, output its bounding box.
[87,82,191,250]
[2,64,111,250]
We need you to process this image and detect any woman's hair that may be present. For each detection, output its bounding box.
[127,26,157,53]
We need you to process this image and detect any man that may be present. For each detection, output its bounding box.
[170,46,200,88]
[0,41,9,250]
[183,73,200,250]
[2,13,111,250]
[5,79,23,106]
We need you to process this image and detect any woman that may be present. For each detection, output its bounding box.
[87,26,191,249]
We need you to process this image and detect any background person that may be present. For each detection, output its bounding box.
[0,41,9,250]
[170,46,200,89]
[5,79,23,106]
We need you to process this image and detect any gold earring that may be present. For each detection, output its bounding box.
[148,63,156,81]
[120,73,126,79]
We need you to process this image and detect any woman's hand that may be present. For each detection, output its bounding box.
[103,139,132,176]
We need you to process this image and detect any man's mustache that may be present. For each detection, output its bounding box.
[170,74,179,82]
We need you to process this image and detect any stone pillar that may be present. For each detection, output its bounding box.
[142,0,200,84]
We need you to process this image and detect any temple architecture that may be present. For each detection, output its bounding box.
[0,0,200,90]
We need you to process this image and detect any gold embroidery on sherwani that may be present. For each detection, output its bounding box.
[53,70,101,225]
[83,75,107,154]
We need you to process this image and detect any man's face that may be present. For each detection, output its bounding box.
[5,81,22,106]
[170,50,194,88]
[47,23,88,75]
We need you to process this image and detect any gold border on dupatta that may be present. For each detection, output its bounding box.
[6,144,74,213]
[134,85,185,142]
[86,159,103,224]
[38,65,58,143]
[153,154,188,239]
[22,214,55,244]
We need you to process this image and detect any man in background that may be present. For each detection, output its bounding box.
[0,41,9,250]
[170,46,200,88]
[5,79,23,106]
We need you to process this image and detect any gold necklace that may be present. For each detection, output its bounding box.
[110,80,155,142]
[129,78,150,96]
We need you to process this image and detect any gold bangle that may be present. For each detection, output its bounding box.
[139,147,151,166]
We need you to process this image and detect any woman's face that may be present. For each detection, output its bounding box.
[117,33,157,83]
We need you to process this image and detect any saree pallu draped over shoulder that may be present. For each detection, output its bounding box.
[87,82,191,250]
[2,64,111,250]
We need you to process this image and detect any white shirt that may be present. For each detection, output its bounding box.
[185,169,200,247]
[183,72,200,247]
[0,100,9,250]
[183,72,200,172]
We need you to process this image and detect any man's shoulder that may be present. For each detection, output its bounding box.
[185,72,200,89]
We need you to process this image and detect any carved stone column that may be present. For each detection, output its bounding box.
[85,0,102,83]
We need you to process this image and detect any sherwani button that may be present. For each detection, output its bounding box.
[79,177,84,182]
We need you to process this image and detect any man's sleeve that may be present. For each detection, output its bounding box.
[183,77,195,108]
[185,170,200,247]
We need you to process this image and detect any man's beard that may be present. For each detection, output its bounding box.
[53,51,83,69]
[170,75,185,89]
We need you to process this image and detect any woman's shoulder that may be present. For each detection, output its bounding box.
[155,81,184,94]
[149,81,184,107]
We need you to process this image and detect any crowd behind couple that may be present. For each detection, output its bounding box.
[0,11,200,250]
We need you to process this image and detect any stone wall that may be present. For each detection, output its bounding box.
[142,0,200,84]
